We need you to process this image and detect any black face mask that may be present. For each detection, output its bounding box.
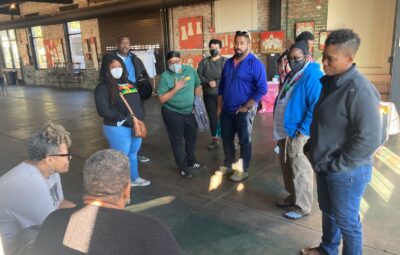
[210,49,219,57]
[289,59,306,73]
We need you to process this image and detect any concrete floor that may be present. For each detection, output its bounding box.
[0,86,399,255]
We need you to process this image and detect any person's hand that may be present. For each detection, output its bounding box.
[174,78,186,91]
[209,80,217,88]
[235,106,249,114]
[217,107,222,119]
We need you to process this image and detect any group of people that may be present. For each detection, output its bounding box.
[0,28,382,255]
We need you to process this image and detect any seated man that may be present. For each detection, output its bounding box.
[0,122,75,255]
[32,149,182,255]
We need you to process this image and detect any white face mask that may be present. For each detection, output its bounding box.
[110,67,123,79]
[168,63,182,73]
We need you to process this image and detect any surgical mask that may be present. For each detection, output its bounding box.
[168,63,182,73]
[210,49,219,57]
[110,67,123,79]
[288,59,306,73]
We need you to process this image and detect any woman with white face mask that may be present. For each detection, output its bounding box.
[94,55,150,187]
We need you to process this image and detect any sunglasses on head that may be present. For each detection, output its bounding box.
[235,30,250,36]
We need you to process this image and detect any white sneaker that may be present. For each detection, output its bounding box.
[138,155,150,163]
[214,166,233,176]
[131,177,151,187]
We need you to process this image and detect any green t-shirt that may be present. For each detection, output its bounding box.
[158,65,201,114]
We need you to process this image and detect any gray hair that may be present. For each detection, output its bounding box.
[27,122,71,162]
[83,149,130,198]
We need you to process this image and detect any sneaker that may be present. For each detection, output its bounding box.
[214,166,233,176]
[131,177,151,187]
[231,158,243,172]
[180,170,193,178]
[207,139,219,150]
[230,171,248,182]
[188,162,205,169]
[138,155,150,163]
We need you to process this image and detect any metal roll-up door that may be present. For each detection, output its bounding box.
[98,9,166,74]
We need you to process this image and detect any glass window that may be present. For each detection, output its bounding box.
[66,21,85,69]
[31,26,47,69]
[0,29,20,69]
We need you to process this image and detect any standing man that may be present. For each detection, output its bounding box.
[158,51,204,178]
[197,39,227,150]
[302,29,381,255]
[215,30,267,182]
[100,36,152,163]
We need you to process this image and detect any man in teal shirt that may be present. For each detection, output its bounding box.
[158,51,203,178]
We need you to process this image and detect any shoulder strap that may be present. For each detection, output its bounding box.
[119,93,135,117]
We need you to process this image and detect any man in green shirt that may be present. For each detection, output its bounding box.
[158,51,204,178]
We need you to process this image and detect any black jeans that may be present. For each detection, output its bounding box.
[162,107,198,171]
[203,94,218,138]
[220,107,256,172]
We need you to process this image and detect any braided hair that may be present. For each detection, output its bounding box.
[102,54,130,103]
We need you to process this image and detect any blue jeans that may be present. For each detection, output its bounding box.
[220,108,256,172]
[103,125,142,180]
[317,165,372,255]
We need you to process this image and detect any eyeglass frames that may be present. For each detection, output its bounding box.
[44,153,72,160]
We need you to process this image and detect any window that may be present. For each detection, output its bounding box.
[31,26,47,69]
[66,21,85,69]
[0,30,20,69]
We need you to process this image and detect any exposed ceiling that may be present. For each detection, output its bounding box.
[0,0,74,16]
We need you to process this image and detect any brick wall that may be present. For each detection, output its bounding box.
[257,0,270,31]
[281,0,328,62]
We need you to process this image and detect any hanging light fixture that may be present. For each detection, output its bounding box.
[9,3,17,10]
[316,0,322,10]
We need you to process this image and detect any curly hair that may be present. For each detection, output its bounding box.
[325,29,361,55]
[27,122,71,162]
[83,149,130,198]
[209,39,223,48]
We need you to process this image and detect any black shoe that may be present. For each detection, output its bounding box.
[180,170,192,178]
[188,162,205,169]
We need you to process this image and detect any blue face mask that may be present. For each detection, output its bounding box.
[168,63,182,73]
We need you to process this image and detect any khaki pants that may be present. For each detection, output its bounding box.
[278,135,313,213]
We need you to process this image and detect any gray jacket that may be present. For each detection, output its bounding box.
[310,64,381,173]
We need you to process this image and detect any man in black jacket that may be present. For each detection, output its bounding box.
[302,29,381,255]
[100,36,152,163]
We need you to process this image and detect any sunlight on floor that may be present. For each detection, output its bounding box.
[126,195,176,212]
[375,146,400,175]
[209,174,223,192]
[359,198,370,222]
[236,183,245,192]
[369,167,394,203]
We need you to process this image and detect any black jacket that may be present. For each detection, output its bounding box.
[310,64,381,173]
[94,81,145,128]
[99,50,150,83]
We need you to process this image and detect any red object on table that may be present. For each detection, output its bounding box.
[258,81,279,113]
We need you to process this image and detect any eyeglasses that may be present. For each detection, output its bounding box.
[44,153,72,160]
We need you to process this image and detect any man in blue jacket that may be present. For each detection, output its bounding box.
[273,40,323,220]
[215,30,267,182]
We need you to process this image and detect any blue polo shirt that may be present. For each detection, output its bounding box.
[218,53,267,113]
[117,52,136,83]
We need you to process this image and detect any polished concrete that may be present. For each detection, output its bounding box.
[0,86,399,255]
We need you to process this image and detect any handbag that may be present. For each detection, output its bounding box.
[119,93,148,138]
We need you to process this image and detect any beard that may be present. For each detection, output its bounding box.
[234,48,248,58]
